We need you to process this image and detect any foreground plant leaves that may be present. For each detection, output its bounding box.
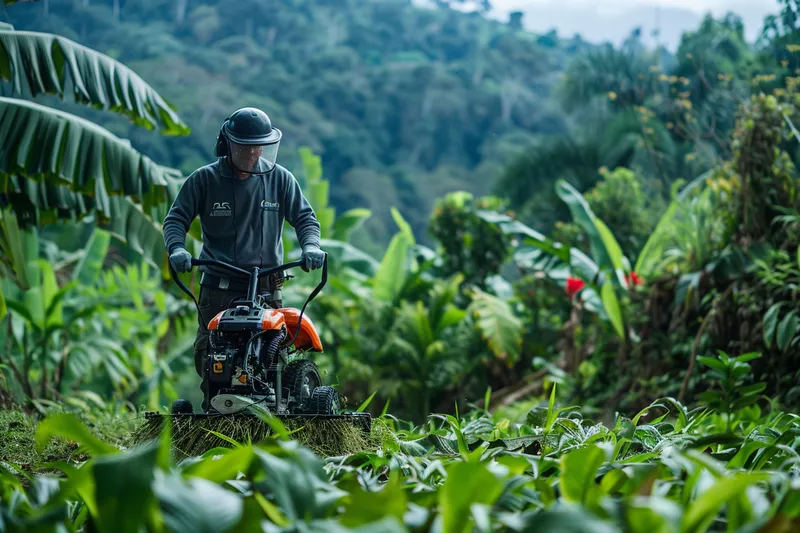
[92,440,160,533]
[154,472,244,533]
[439,461,508,533]
[4,399,800,533]
[253,441,348,522]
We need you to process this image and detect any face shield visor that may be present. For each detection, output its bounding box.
[228,139,280,174]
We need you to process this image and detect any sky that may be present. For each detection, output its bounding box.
[483,0,780,50]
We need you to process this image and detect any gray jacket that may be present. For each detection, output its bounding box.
[163,157,321,282]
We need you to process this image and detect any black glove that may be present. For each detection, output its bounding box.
[169,247,193,273]
[301,245,325,271]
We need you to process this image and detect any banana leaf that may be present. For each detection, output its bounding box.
[0,98,184,213]
[0,27,188,134]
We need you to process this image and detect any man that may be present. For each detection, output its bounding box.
[162,107,324,412]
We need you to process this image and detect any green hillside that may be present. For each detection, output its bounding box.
[4,0,588,252]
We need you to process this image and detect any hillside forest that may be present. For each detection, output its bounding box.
[1,0,800,531]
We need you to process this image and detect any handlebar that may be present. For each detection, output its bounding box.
[189,257,306,279]
[172,253,328,308]
[169,252,328,357]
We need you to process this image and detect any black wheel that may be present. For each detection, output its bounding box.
[308,386,340,415]
[282,359,322,413]
[171,399,193,415]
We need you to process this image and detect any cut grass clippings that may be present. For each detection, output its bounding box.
[131,413,385,459]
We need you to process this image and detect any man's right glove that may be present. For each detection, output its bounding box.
[169,247,193,273]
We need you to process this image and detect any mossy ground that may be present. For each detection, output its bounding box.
[0,409,143,470]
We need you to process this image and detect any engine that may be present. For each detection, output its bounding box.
[206,305,285,394]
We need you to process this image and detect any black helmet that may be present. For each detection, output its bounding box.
[215,107,282,173]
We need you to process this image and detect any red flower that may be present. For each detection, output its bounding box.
[565,277,586,298]
[625,271,643,287]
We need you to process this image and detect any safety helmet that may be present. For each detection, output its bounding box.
[215,107,282,174]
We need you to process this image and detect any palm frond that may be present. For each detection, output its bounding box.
[0,28,189,135]
[0,97,182,203]
[0,97,199,269]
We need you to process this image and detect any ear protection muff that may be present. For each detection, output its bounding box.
[213,114,233,157]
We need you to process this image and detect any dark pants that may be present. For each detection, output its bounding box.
[194,283,282,412]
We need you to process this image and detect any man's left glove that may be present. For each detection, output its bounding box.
[301,245,325,271]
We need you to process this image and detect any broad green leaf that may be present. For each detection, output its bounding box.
[0,284,5,320]
[100,196,167,270]
[253,445,347,521]
[570,247,600,282]
[696,356,727,373]
[33,259,66,328]
[728,441,776,470]
[299,146,323,183]
[6,297,37,327]
[776,488,800,518]
[0,28,188,134]
[681,472,772,533]
[181,447,255,484]
[332,208,371,242]
[518,229,569,262]
[340,471,407,527]
[35,412,118,456]
[93,441,160,533]
[372,232,411,302]
[0,206,31,288]
[518,505,619,532]
[634,170,711,277]
[763,303,783,348]
[468,288,523,362]
[560,444,606,507]
[556,179,622,275]
[625,497,682,533]
[319,238,380,277]
[440,461,506,533]
[636,200,679,277]
[308,180,335,238]
[0,98,185,225]
[776,311,798,352]
[154,472,243,533]
[72,228,111,285]
[733,352,761,364]
[429,272,463,330]
[601,280,625,339]
[594,217,627,283]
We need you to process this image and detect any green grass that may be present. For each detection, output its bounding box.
[0,410,85,467]
[0,409,136,469]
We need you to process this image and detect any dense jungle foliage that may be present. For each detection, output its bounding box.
[1,0,800,531]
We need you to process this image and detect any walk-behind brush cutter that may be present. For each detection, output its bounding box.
[137,254,374,458]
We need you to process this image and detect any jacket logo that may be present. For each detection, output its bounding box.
[261,200,279,212]
[210,201,231,217]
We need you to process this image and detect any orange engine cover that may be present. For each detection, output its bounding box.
[261,309,286,330]
[277,307,323,352]
[207,310,226,331]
